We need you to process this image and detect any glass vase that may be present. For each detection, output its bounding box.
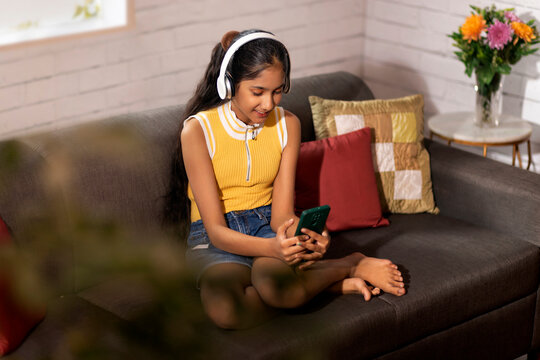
[474,72,504,127]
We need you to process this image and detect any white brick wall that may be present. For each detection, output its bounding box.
[0,0,365,140]
[0,0,539,172]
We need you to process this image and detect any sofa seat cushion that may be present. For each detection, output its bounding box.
[327,213,540,353]
[208,214,539,359]
[4,295,163,360]
[11,214,537,360]
[377,293,536,360]
[76,275,160,323]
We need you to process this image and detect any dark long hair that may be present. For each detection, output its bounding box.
[162,29,291,235]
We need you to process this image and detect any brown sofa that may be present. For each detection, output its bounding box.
[1,71,539,359]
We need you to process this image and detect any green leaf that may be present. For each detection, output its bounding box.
[496,63,511,74]
[522,48,538,56]
[449,33,461,41]
[476,66,495,85]
[465,64,473,77]
[73,5,83,18]
[0,141,21,172]
[470,5,481,13]
[477,47,489,62]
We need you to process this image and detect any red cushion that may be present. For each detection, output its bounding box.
[295,127,389,231]
[0,217,45,356]
[0,219,9,245]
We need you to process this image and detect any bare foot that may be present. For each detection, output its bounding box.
[328,278,381,301]
[349,254,406,296]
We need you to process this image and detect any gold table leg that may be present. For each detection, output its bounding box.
[516,144,523,169]
[527,140,532,170]
[483,145,487,157]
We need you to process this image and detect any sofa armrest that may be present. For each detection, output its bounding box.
[426,140,540,247]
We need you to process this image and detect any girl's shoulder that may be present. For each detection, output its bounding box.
[272,106,298,124]
[283,109,298,121]
[181,116,203,139]
[282,109,300,131]
[187,104,221,121]
[182,103,224,130]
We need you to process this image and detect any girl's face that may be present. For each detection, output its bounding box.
[231,62,285,126]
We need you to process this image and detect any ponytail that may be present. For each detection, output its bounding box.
[162,42,226,234]
[183,43,228,119]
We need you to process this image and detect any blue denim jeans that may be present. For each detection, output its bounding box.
[185,204,276,287]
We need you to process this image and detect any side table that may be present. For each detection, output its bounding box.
[428,112,532,170]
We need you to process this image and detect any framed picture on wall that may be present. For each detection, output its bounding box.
[0,0,134,49]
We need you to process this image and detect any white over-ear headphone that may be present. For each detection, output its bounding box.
[216,32,285,100]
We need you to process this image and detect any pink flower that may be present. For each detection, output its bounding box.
[487,20,513,50]
[504,11,521,23]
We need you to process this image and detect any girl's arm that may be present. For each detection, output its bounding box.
[181,118,304,264]
[270,111,331,268]
[270,110,301,236]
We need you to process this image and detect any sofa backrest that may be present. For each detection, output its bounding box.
[1,71,374,235]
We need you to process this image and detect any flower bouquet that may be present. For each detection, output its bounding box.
[450,5,539,127]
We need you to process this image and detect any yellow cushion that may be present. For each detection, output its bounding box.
[309,94,439,214]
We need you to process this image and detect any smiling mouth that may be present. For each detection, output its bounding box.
[255,110,269,117]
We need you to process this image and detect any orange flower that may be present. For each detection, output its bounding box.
[511,21,536,44]
[461,14,487,42]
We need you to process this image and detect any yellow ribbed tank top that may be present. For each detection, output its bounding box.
[186,101,288,223]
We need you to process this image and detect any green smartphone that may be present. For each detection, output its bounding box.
[294,205,331,236]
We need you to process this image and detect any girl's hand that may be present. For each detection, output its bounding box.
[296,228,331,270]
[274,219,309,266]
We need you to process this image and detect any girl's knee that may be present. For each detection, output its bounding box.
[201,289,244,329]
[205,300,243,329]
[200,282,248,329]
[253,274,308,309]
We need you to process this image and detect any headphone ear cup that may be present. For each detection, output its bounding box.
[225,73,234,99]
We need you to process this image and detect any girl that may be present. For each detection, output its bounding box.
[164,29,405,330]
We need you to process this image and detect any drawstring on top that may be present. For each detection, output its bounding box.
[244,124,261,182]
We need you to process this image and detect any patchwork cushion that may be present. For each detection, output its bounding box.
[309,95,438,214]
[295,128,389,231]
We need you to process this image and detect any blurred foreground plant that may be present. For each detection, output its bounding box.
[0,124,216,359]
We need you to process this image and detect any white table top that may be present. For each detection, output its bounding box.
[428,112,532,144]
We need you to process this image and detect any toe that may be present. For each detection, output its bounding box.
[362,288,372,301]
[389,286,406,296]
[389,280,405,289]
[382,259,393,266]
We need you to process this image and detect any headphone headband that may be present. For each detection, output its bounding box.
[217,32,281,100]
